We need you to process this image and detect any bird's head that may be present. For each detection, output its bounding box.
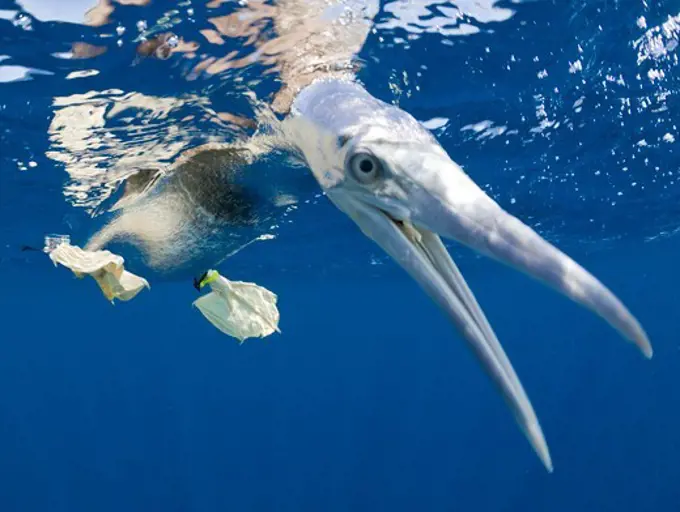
[286,79,651,471]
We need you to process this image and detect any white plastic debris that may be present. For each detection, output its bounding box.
[193,270,280,343]
[47,241,150,303]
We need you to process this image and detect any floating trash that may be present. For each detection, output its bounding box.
[48,241,150,303]
[193,270,280,343]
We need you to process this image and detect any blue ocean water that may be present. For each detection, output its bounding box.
[1,0,680,510]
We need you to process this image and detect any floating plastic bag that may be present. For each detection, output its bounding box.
[193,269,280,343]
[47,240,150,303]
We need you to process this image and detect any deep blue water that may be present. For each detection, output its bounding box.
[2,0,680,510]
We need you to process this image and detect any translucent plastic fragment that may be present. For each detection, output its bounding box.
[44,233,71,253]
[48,241,150,302]
[193,271,280,343]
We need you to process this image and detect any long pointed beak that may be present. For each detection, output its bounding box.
[326,156,651,472]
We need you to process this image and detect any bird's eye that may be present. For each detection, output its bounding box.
[347,152,382,184]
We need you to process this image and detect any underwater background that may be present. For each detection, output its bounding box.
[2,0,680,510]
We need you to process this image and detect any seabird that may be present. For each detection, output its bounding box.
[86,0,652,471]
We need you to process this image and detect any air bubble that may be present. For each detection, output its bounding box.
[12,13,31,30]
[166,35,179,48]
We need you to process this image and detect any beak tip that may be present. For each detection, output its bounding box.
[632,330,653,359]
[526,420,553,473]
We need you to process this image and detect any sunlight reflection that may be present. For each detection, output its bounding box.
[17,0,150,25]
[45,90,232,212]
[377,0,516,38]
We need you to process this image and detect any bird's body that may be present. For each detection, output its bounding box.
[84,0,379,271]
[81,0,651,471]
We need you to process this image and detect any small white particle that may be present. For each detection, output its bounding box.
[648,69,665,82]
[569,60,583,73]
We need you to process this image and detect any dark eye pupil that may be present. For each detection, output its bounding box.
[359,159,374,173]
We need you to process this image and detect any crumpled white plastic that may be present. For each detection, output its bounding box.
[48,241,150,303]
[193,270,280,343]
